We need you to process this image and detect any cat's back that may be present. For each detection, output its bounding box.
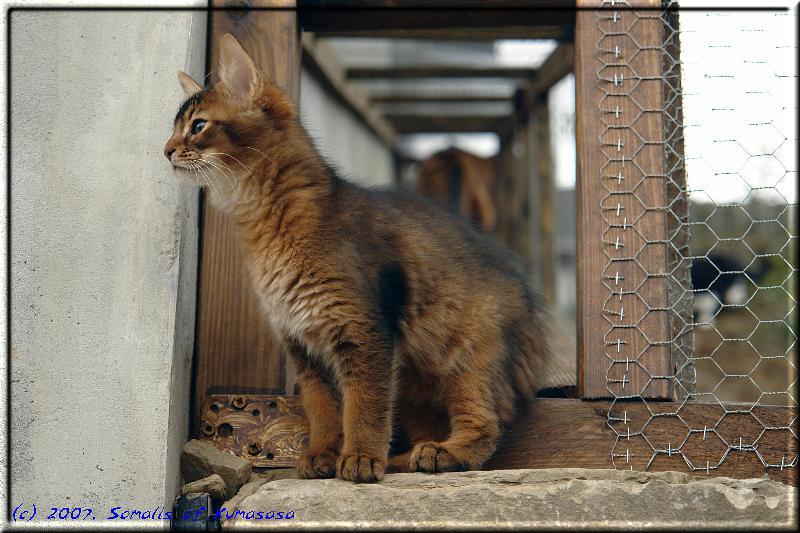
[318,181,532,308]
[327,177,524,278]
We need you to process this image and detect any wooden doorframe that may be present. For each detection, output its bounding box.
[576,0,678,400]
[187,2,797,485]
[192,0,300,435]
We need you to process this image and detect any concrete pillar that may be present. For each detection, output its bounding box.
[8,8,205,516]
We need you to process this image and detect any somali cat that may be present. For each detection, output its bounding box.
[164,34,549,483]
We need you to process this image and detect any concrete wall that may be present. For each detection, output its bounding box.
[6,9,393,520]
[9,9,205,515]
[300,70,395,187]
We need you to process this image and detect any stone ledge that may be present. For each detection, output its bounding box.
[228,468,796,530]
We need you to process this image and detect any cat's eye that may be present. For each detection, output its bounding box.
[190,119,207,135]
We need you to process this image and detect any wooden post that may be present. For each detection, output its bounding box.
[193,0,301,434]
[576,1,676,399]
[528,97,556,305]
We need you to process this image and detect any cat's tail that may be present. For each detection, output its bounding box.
[509,301,576,400]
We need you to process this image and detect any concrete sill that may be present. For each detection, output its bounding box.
[226,468,797,530]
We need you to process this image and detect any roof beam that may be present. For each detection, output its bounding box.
[526,42,575,104]
[309,27,570,41]
[348,66,537,80]
[298,2,575,39]
[300,33,396,147]
[371,94,513,104]
[385,113,511,134]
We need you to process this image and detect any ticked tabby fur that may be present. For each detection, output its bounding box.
[164,34,549,483]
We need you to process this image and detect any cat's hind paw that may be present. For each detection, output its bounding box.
[336,451,386,483]
[296,449,338,479]
[409,442,467,473]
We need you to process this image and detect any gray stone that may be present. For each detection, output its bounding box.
[218,469,301,527]
[181,474,227,501]
[233,468,796,529]
[257,468,298,482]
[181,440,252,499]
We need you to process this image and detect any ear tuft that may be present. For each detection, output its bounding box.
[218,33,261,103]
[177,71,203,98]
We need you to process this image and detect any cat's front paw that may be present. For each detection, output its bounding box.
[336,451,386,483]
[409,442,467,473]
[296,449,338,479]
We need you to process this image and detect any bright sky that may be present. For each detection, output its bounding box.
[680,8,796,205]
[551,5,797,208]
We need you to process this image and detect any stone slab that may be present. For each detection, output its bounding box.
[230,468,796,529]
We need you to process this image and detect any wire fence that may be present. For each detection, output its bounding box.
[596,2,797,476]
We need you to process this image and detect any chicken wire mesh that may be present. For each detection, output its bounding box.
[595,2,798,476]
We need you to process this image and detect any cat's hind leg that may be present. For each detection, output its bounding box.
[408,364,502,473]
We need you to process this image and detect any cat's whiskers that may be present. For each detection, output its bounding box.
[203,157,239,195]
[242,145,276,167]
[187,161,211,191]
[205,152,254,175]
[203,154,246,187]
[200,156,238,194]
[186,161,210,190]
[192,160,223,200]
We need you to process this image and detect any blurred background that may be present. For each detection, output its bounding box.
[298,6,796,401]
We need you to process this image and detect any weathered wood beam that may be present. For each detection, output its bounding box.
[348,66,536,80]
[300,33,396,147]
[486,399,798,486]
[526,42,575,103]
[300,0,574,6]
[371,94,512,104]
[528,100,556,306]
[298,2,575,39]
[309,27,571,41]
[204,394,798,487]
[195,0,300,435]
[386,114,511,134]
[575,0,674,400]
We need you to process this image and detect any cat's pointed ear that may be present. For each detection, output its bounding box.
[218,33,261,102]
[177,71,203,98]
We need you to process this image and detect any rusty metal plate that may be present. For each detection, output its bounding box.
[199,394,309,467]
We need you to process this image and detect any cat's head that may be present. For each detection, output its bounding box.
[163,33,295,208]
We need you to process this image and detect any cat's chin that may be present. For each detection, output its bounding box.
[172,166,204,185]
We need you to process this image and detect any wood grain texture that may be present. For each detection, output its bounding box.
[526,42,575,104]
[386,114,512,135]
[193,0,301,435]
[661,8,693,396]
[196,395,798,485]
[298,2,574,38]
[310,27,570,41]
[530,102,556,307]
[299,0,576,6]
[575,1,672,399]
[371,94,512,104]
[493,131,531,266]
[199,394,309,468]
[485,399,798,486]
[575,1,607,399]
[347,66,538,80]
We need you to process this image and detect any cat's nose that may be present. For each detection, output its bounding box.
[164,138,178,161]
[164,146,176,161]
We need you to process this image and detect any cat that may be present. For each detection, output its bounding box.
[415,147,497,232]
[164,34,549,483]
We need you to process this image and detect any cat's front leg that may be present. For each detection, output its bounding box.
[284,337,342,479]
[334,341,394,483]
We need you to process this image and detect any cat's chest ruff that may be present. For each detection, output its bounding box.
[250,258,336,353]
